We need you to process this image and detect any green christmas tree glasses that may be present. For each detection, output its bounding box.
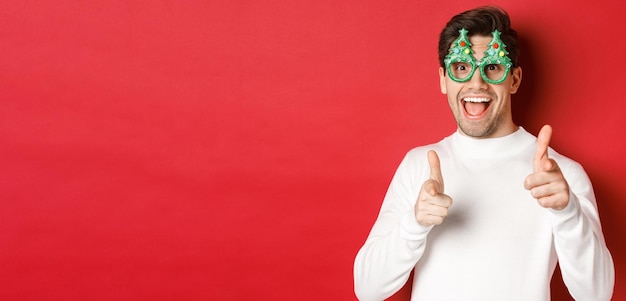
[444,28,513,84]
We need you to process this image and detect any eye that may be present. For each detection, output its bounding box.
[449,62,474,80]
[451,62,472,72]
[486,64,499,71]
[482,64,508,82]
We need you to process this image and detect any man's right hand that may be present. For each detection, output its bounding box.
[415,150,453,226]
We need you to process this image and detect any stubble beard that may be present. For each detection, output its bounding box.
[456,111,503,138]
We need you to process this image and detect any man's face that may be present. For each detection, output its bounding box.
[439,34,522,138]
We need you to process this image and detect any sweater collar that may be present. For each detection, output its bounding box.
[450,127,535,159]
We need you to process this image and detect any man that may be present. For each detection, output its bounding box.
[354,6,614,301]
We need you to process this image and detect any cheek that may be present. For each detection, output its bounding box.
[444,82,463,100]
[447,92,460,110]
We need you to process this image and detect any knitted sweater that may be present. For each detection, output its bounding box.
[354,127,614,301]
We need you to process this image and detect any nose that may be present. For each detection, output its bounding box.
[467,68,488,89]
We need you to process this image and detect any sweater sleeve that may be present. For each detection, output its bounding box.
[353,150,432,301]
[548,160,615,300]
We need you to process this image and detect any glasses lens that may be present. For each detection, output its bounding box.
[450,62,473,81]
[482,64,507,82]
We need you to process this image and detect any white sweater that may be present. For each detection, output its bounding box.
[354,128,614,301]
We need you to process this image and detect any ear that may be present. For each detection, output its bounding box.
[509,67,522,94]
[439,67,447,94]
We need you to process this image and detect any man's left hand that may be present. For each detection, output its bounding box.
[524,125,570,210]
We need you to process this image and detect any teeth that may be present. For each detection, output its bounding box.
[464,97,490,103]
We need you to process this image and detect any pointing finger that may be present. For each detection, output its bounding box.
[534,125,552,172]
[427,150,444,193]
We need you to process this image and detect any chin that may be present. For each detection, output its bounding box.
[458,123,496,138]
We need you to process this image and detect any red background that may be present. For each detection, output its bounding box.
[2,1,624,300]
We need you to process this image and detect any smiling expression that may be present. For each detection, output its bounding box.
[439,34,522,139]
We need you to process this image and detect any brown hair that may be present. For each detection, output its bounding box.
[438,6,519,69]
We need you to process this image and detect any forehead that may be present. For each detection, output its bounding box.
[468,35,492,60]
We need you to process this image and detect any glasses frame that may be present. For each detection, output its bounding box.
[444,29,513,85]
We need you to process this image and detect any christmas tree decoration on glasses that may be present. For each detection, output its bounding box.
[444,28,513,84]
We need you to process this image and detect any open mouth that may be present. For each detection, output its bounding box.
[462,97,491,119]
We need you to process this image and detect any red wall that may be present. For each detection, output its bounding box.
[2,1,624,300]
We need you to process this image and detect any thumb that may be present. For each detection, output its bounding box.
[427,150,444,194]
[534,125,552,172]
